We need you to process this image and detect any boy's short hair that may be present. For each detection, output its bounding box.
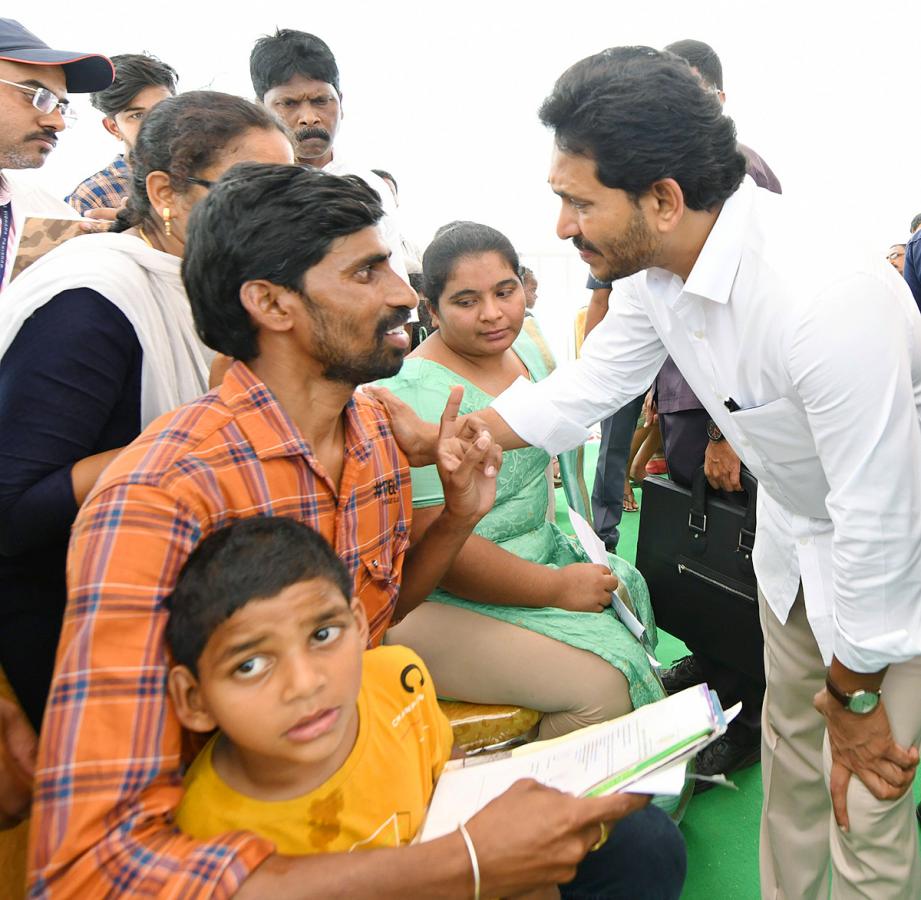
[165,516,352,675]
[89,52,178,118]
[664,39,723,91]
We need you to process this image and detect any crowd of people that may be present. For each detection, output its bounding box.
[0,16,920,900]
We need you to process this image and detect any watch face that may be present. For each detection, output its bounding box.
[848,690,880,715]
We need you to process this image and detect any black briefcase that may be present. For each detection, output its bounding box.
[635,468,764,682]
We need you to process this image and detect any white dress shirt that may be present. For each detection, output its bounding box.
[492,178,921,673]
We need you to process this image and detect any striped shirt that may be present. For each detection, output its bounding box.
[29,361,411,897]
[66,156,130,215]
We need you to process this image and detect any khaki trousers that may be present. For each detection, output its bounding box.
[386,601,632,739]
[759,588,921,899]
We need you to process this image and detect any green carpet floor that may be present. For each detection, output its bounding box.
[555,442,921,898]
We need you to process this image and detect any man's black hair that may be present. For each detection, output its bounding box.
[250,29,340,100]
[371,168,397,193]
[182,163,384,360]
[89,53,178,118]
[910,213,921,233]
[538,46,746,211]
[665,39,723,91]
[165,516,352,675]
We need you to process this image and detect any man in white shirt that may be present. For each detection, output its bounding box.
[249,28,408,283]
[0,19,112,292]
[378,46,921,899]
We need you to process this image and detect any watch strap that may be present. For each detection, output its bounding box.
[825,675,880,714]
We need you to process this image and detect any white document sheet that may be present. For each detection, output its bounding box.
[421,685,724,841]
[567,506,647,642]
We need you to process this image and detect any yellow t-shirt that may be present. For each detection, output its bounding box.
[175,646,453,854]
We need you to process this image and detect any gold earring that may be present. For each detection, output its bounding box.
[162,207,172,238]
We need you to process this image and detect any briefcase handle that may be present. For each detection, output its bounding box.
[689,466,758,557]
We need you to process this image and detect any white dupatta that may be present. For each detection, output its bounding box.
[0,231,211,427]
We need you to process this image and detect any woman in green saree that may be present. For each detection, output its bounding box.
[380,222,663,739]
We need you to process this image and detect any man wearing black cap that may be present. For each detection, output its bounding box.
[0,18,112,291]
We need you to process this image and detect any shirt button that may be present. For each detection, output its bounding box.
[693,330,705,339]
[798,537,809,546]
[372,559,379,568]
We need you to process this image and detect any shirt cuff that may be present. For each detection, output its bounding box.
[833,623,917,674]
[491,377,593,456]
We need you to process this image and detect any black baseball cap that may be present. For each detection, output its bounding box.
[0,19,113,93]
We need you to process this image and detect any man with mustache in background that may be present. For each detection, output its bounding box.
[250,29,408,282]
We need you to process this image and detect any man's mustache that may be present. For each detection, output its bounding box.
[25,129,58,148]
[573,235,601,255]
[376,310,411,337]
[295,126,331,143]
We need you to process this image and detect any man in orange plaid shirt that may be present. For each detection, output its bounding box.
[28,164,657,898]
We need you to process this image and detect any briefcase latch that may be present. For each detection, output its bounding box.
[737,527,756,557]
[688,512,708,536]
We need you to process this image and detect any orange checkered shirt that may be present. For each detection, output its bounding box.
[29,361,411,897]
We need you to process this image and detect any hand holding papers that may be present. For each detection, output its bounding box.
[421,684,730,841]
[567,506,659,672]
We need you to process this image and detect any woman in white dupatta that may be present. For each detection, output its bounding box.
[0,91,293,729]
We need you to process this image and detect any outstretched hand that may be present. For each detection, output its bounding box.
[364,385,439,467]
[435,386,502,524]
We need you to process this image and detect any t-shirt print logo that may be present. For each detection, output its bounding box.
[400,664,425,693]
[373,477,399,500]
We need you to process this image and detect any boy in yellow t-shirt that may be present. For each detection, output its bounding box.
[165,516,453,854]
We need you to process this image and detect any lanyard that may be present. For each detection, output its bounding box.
[0,203,12,288]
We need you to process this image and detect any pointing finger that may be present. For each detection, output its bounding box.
[438,385,465,442]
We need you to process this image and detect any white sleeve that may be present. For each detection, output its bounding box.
[491,276,667,455]
[789,269,921,671]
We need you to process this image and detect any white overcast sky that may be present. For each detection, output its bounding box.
[10,0,921,359]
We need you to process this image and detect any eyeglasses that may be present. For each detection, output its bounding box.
[184,176,214,189]
[887,249,905,261]
[0,77,76,127]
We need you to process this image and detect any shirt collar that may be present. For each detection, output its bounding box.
[110,155,129,174]
[219,360,374,463]
[0,174,10,206]
[676,177,755,306]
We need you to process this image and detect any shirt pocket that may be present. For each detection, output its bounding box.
[355,530,404,643]
[731,397,830,518]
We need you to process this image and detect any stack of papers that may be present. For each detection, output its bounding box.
[420,684,729,841]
